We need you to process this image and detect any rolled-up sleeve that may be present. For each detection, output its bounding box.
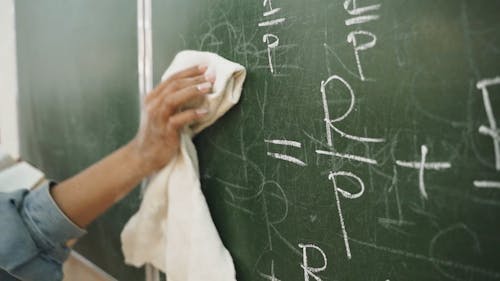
[0,182,86,281]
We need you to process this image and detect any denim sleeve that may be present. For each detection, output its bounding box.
[0,182,86,281]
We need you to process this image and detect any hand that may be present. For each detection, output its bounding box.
[129,65,215,176]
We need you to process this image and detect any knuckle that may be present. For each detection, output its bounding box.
[191,86,201,96]
[164,104,175,115]
[185,111,197,123]
[164,97,177,111]
[167,118,179,130]
[170,80,182,91]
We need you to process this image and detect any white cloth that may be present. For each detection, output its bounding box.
[120,50,245,280]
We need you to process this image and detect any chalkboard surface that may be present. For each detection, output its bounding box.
[153,0,499,280]
[15,1,144,280]
[15,0,500,280]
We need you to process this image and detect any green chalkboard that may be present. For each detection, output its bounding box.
[14,0,500,280]
[152,0,500,280]
[15,1,143,280]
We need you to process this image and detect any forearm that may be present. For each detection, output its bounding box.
[50,142,149,228]
[49,65,210,230]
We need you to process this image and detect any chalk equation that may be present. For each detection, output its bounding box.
[258,0,286,74]
[260,73,500,279]
[216,1,500,280]
[265,72,453,261]
[344,0,381,81]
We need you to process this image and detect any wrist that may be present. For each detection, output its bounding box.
[123,140,154,179]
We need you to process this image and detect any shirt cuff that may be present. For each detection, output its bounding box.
[21,181,86,250]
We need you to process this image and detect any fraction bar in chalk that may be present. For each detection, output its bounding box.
[258,18,286,27]
[395,161,451,170]
[345,4,381,16]
[264,139,302,147]
[344,14,380,26]
[316,150,377,165]
[474,181,500,189]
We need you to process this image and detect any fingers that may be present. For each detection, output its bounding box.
[143,64,215,131]
[163,69,215,93]
[169,74,208,92]
[147,65,209,102]
[169,65,207,81]
[162,82,212,119]
[168,108,208,131]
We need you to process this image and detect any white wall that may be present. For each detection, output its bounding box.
[0,0,20,159]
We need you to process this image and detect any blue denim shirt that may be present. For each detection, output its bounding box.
[0,182,86,281]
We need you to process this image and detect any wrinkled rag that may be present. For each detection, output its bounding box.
[121,50,245,281]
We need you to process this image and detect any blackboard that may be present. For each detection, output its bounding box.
[154,0,499,280]
[15,1,144,280]
[15,0,500,280]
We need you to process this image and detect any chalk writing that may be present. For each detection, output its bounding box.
[343,0,381,81]
[259,0,286,74]
[265,139,302,147]
[472,76,500,191]
[347,31,377,82]
[267,153,306,166]
[396,145,451,199]
[474,180,500,189]
[476,77,500,170]
[265,139,306,166]
[329,171,365,259]
[299,243,328,281]
[318,73,382,260]
[344,0,381,16]
[241,4,500,280]
[316,149,378,165]
[321,75,385,146]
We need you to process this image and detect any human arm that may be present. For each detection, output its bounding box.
[50,65,215,228]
